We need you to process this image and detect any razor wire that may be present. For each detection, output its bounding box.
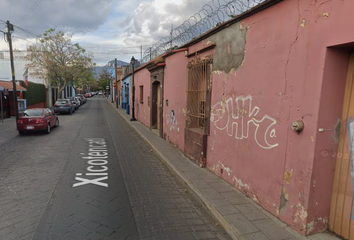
[141,0,266,64]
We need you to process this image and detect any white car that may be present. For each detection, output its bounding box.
[75,97,81,107]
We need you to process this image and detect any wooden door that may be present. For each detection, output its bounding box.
[330,53,354,239]
[157,83,161,130]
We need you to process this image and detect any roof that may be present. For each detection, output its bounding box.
[0,80,27,91]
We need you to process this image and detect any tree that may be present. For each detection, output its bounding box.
[97,68,112,91]
[26,28,93,98]
[67,60,96,93]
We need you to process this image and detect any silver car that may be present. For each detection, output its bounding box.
[70,97,80,110]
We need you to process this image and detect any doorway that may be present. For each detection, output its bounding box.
[330,53,354,239]
[151,81,161,130]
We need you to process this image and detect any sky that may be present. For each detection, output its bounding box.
[0,0,216,66]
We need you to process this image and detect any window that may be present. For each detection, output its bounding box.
[186,56,212,133]
[139,85,144,103]
[24,109,43,116]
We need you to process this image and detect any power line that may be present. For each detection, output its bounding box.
[19,0,44,21]
[13,25,39,38]
[89,51,141,55]
[81,43,149,49]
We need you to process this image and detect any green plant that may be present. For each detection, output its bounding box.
[21,81,46,106]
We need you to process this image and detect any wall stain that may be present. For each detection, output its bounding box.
[209,22,248,74]
[283,169,293,185]
[279,186,289,213]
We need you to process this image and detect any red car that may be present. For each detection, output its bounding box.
[17,108,59,135]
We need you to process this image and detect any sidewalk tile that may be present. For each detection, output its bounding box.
[224,213,259,235]
[242,231,271,240]
[235,204,269,221]
[215,205,240,215]
[253,219,294,240]
[202,188,227,200]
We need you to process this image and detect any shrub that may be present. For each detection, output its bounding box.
[20,81,46,106]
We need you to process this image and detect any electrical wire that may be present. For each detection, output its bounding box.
[19,0,43,21]
[13,25,40,38]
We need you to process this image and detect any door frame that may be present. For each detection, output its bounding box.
[149,66,164,138]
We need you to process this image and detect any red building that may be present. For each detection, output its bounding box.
[0,80,26,118]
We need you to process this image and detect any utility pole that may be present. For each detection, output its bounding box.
[6,20,19,123]
[130,56,136,121]
[170,24,173,49]
[115,58,118,108]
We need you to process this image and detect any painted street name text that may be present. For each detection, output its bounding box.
[73,138,109,188]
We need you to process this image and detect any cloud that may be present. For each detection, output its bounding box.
[0,0,114,35]
[0,0,217,65]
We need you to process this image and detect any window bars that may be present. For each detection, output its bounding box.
[186,57,212,131]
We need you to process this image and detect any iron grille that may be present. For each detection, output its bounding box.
[186,57,212,130]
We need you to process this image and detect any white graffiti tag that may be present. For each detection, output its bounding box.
[210,95,278,149]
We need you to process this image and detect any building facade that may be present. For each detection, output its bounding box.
[121,0,354,237]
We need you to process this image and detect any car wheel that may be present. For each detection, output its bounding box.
[69,109,72,115]
[46,123,51,134]
[19,131,24,136]
[55,118,59,127]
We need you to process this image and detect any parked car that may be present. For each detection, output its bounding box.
[70,97,80,110]
[75,97,81,107]
[77,94,87,104]
[54,99,75,114]
[17,108,59,135]
[85,93,91,98]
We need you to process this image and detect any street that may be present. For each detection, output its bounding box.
[0,97,230,240]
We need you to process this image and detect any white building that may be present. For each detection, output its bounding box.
[0,51,46,85]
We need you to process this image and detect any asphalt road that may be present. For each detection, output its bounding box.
[0,97,230,240]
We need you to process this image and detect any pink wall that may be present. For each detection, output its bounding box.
[163,51,188,150]
[202,0,354,235]
[132,0,354,235]
[134,68,151,128]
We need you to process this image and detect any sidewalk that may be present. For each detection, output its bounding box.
[107,100,341,240]
[0,117,18,145]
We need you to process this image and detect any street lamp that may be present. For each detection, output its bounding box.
[130,56,136,121]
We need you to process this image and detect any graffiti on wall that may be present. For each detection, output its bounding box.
[171,110,176,124]
[348,119,354,220]
[210,95,278,149]
[166,109,179,132]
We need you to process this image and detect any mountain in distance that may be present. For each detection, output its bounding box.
[93,60,129,77]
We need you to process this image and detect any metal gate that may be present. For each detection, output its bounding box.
[186,56,212,133]
[184,56,212,166]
